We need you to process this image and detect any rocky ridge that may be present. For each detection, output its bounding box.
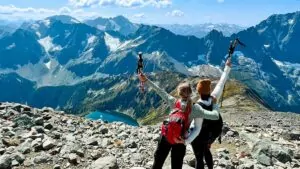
[0,102,299,169]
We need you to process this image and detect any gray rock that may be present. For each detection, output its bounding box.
[52,131,61,139]
[226,130,239,137]
[18,140,31,154]
[131,153,143,165]
[2,138,20,147]
[218,158,230,167]
[237,163,254,169]
[184,154,195,167]
[257,153,272,166]
[34,117,44,126]
[153,134,160,142]
[33,126,45,133]
[291,161,300,168]
[12,153,25,164]
[0,148,6,155]
[44,123,53,130]
[252,140,292,164]
[217,148,230,154]
[282,131,300,141]
[86,139,98,146]
[0,155,12,169]
[130,167,146,169]
[43,114,52,120]
[2,127,12,133]
[23,158,34,167]
[31,138,43,152]
[270,145,293,163]
[33,152,52,164]
[295,151,300,159]
[90,150,102,160]
[4,131,15,137]
[90,156,118,169]
[53,164,61,169]
[72,149,84,157]
[13,114,33,128]
[245,127,257,133]
[11,160,19,167]
[42,139,56,150]
[127,141,138,148]
[64,134,76,142]
[68,153,78,164]
[5,147,15,154]
[100,127,109,134]
[102,138,111,147]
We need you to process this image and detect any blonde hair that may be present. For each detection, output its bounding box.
[177,82,192,98]
[177,82,192,112]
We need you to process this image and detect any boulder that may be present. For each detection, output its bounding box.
[89,156,118,169]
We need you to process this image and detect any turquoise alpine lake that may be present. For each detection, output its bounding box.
[86,111,139,126]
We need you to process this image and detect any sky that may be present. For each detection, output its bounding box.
[0,0,300,26]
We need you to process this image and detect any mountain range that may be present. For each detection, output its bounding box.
[158,23,246,38]
[0,12,299,118]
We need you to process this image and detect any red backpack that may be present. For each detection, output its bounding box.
[161,100,192,144]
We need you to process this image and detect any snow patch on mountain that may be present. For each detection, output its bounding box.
[43,19,51,27]
[288,19,294,25]
[6,43,16,50]
[16,78,22,83]
[71,19,80,24]
[31,23,40,30]
[87,35,97,45]
[15,59,78,87]
[36,32,41,38]
[167,57,194,76]
[38,36,62,53]
[188,64,222,77]
[257,27,268,34]
[87,88,106,98]
[96,25,106,31]
[110,80,127,91]
[109,20,121,31]
[271,58,300,87]
[45,60,52,69]
[104,33,121,52]
[103,33,143,53]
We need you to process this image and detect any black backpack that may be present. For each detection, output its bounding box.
[197,100,223,144]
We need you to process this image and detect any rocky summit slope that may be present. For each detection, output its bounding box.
[0,102,300,169]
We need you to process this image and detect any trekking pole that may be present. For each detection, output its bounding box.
[220,38,246,107]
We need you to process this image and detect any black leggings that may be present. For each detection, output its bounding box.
[152,136,186,169]
[191,137,213,169]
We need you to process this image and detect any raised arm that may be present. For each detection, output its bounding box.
[211,59,232,103]
[141,75,176,107]
[190,104,220,120]
[185,118,203,144]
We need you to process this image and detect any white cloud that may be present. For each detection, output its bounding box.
[59,7,72,14]
[133,13,145,18]
[166,9,184,17]
[217,0,224,3]
[0,5,55,15]
[69,0,171,8]
[0,5,98,21]
[68,0,99,7]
